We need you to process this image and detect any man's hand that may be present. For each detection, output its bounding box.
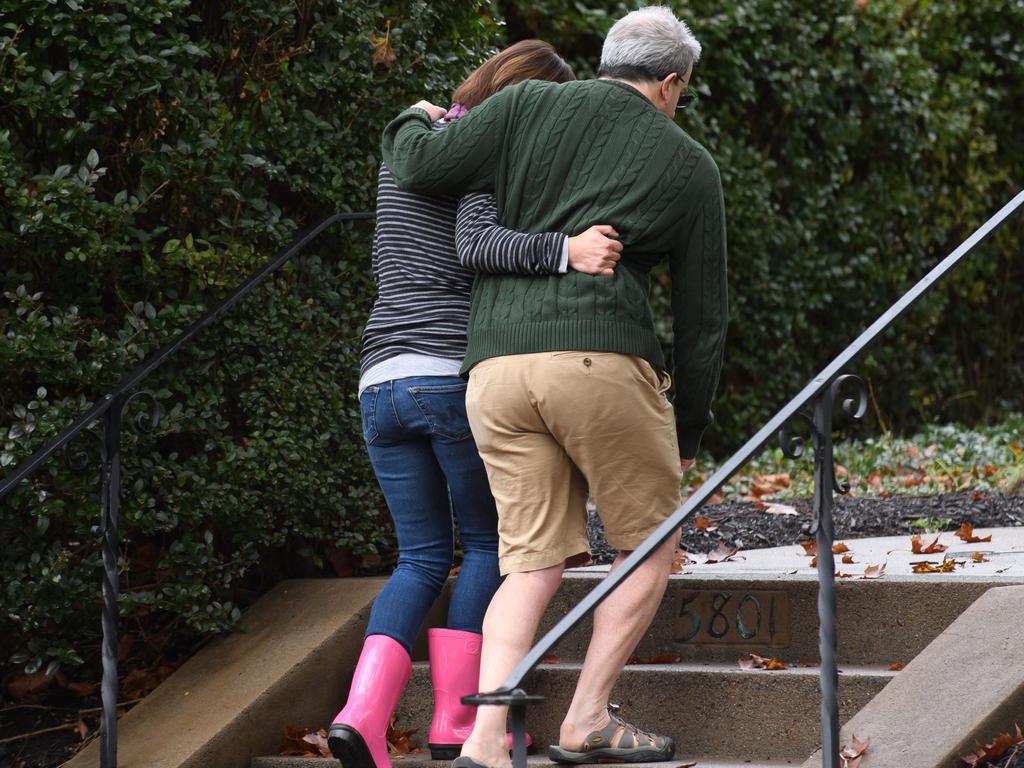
[567,225,623,276]
[680,457,695,472]
[411,100,447,122]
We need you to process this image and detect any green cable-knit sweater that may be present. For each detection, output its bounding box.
[382,78,727,457]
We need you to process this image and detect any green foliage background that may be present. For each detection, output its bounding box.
[498,0,1024,447]
[1,0,1022,675]
[0,0,503,675]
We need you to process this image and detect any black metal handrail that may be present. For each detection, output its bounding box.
[0,210,374,768]
[467,188,1024,768]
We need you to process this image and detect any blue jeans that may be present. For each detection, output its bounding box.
[361,376,502,653]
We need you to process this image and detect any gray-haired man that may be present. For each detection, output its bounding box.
[382,7,727,767]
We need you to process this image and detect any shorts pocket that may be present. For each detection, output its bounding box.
[359,387,380,445]
[408,382,473,442]
[636,358,672,395]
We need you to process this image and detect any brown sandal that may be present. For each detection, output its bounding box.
[547,707,675,764]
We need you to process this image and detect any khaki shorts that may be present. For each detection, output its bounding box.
[465,351,682,575]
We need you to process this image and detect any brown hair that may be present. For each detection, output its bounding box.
[452,40,574,110]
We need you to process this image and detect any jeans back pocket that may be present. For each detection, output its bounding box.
[407,382,472,442]
[359,386,381,445]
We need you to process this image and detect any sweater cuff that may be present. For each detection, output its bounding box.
[676,423,706,460]
[558,236,569,273]
[404,106,435,125]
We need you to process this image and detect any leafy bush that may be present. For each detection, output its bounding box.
[498,0,1024,452]
[0,0,502,675]
[695,413,1024,501]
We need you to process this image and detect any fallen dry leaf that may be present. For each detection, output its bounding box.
[278,726,332,758]
[835,570,854,578]
[888,662,905,671]
[387,715,420,755]
[738,653,787,670]
[971,552,990,563]
[861,563,886,580]
[911,559,957,573]
[833,542,850,554]
[121,665,167,701]
[799,540,818,557]
[542,654,559,664]
[758,472,791,488]
[747,481,776,498]
[955,523,992,544]
[628,651,681,664]
[704,541,742,564]
[762,502,799,516]
[369,22,397,69]
[6,672,57,700]
[842,554,856,564]
[694,514,718,531]
[841,734,871,764]
[961,722,1023,766]
[671,548,696,574]
[899,473,924,488]
[304,729,330,756]
[911,534,948,554]
[75,718,89,740]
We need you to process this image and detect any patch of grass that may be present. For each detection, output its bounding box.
[689,415,1024,502]
[907,516,954,533]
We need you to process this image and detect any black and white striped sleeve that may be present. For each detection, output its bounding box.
[455,193,568,275]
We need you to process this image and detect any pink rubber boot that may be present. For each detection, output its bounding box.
[427,628,481,758]
[427,628,532,759]
[328,634,412,768]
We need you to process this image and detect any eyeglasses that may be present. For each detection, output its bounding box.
[676,84,698,112]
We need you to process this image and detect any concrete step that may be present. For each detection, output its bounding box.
[537,568,1021,665]
[254,757,799,768]
[391,661,894,762]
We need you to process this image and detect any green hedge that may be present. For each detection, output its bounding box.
[0,0,502,675]
[1,0,1023,676]
[498,0,1024,450]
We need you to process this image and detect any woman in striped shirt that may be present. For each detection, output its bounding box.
[328,41,623,768]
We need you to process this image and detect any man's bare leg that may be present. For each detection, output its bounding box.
[459,563,566,768]
[557,538,676,747]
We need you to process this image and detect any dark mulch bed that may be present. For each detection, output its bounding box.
[589,491,1024,564]
[0,690,100,768]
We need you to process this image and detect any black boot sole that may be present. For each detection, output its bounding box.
[328,724,376,768]
[430,744,462,760]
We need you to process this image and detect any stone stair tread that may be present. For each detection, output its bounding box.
[409,660,898,677]
[569,526,1024,579]
[252,756,799,768]
[396,662,889,760]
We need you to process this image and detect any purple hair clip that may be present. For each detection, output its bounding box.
[444,103,468,120]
